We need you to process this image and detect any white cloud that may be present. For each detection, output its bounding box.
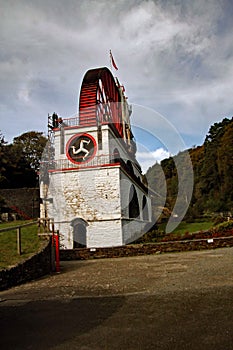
[137,148,170,173]
[0,0,233,149]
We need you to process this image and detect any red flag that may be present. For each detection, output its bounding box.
[110,50,118,70]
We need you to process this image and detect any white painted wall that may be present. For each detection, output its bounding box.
[87,219,123,247]
[122,219,148,244]
[46,166,122,248]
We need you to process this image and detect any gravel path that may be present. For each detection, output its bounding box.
[1,247,233,301]
[1,247,233,349]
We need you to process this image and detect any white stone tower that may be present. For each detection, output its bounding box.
[40,67,151,248]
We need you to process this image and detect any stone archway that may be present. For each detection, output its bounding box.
[142,195,149,221]
[70,218,88,248]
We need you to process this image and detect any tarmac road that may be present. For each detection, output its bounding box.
[0,247,233,349]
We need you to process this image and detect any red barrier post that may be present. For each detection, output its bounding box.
[55,230,60,273]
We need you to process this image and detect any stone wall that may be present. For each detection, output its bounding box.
[0,238,53,291]
[0,188,40,219]
[60,235,233,260]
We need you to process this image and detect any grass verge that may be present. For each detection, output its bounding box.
[0,220,44,270]
[164,220,213,236]
[135,220,214,244]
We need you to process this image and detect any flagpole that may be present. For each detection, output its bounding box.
[109,49,112,71]
[110,49,118,71]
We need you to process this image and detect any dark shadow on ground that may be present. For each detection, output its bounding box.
[1,287,233,349]
[0,296,124,350]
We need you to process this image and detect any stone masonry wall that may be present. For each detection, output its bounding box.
[0,238,53,291]
[60,236,233,260]
[0,188,40,219]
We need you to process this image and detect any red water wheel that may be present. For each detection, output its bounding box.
[79,67,123,137]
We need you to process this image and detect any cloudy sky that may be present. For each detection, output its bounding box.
[1,0,233,172]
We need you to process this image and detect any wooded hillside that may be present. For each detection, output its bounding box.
[146,117,233,219]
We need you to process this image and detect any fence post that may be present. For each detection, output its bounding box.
[17,227,21,255]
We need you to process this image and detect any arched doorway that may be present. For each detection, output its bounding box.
[142,195,149,221]
[71,218,88,248]
[129,185,140,219]
[112,148,121,164]
[126,160,134,177]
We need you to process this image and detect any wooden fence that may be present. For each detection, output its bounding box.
[0,221,38,255]
[0,218,54,255]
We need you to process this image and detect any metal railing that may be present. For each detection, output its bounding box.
[61,116,79,127]
[50,153,116,171]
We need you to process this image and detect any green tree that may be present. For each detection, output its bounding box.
[200,117,233,211]
[0,132,7,185]
[0,131,47,189]
[13,131,47,170]
[217,122,233,208]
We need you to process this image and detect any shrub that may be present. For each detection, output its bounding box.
[212,216,228,225]
[214,220,233,232]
